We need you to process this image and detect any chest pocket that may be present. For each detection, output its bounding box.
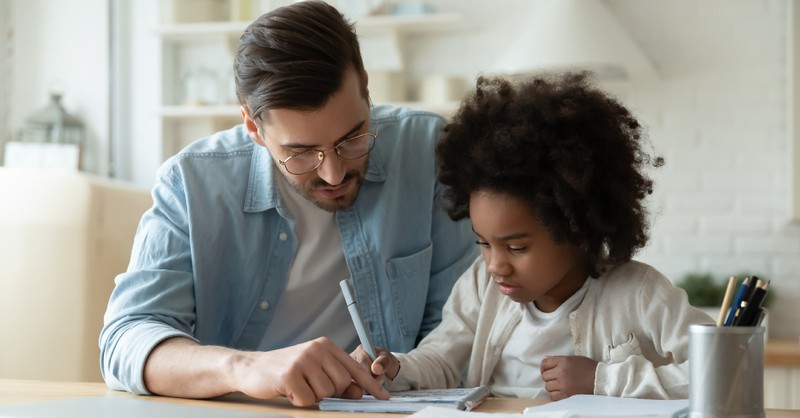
[605,332,643,363]
[386,243,433,337]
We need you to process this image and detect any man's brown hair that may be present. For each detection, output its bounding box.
[234,1,368,121]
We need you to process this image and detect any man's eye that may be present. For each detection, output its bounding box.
[292,150,316,159]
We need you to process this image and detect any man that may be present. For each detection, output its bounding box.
[99,0,477,408]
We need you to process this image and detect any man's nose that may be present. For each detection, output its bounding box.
[316,151,347,186]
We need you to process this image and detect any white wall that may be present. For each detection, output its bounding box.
[111,0,161,185]
[8,0,110,175]
[118,0,800,337]
[403,0,800,337]
[0,0,10,163]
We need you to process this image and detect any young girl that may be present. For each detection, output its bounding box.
[355,73,712,400]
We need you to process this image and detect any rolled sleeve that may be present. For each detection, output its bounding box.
[99,167,197,393]
[100,320,196,394]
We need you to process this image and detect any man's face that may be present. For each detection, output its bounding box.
[243,69,372,212]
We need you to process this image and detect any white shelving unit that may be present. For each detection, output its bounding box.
[156,13,463,39]
[158,104,241,119]
[155,7,464,162]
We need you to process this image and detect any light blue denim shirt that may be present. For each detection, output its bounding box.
[99,105,479,394]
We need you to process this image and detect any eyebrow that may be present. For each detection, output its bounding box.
[472,228,530,241]
[281,120,366,150]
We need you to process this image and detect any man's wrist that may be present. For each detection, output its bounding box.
[222,348,251,393]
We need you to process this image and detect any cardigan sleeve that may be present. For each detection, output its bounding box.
[593,266,713,399]
[390,257,484,390]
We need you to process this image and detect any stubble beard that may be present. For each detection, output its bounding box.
[282,158,368,212]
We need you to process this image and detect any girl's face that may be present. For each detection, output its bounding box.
[469,190,590,312]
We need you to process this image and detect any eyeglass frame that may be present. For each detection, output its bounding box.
[276,125,379,175]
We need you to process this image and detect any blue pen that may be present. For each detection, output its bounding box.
[724,277,750,326]
[339,278,378,360]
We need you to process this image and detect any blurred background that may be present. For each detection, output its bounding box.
[0,0,798,403]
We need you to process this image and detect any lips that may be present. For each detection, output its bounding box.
[494,280,521,296]
[317,179,351,199]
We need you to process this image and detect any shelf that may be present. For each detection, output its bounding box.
[157,21,248,42]
[156,13,464,41]
[155,9,466,165]
[355,13,464,36]
[158,105,241,118]
[158,101,459,119]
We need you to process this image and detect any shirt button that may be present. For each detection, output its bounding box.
[279,233,287,241]
[569,312,577,319]
[259,300,270,310]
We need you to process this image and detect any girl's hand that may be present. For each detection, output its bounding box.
[540,355,597,401]
[350,345,401,385]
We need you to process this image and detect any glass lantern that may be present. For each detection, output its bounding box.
[20,93,85,145]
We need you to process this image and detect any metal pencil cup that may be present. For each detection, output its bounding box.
[689,324,765,418]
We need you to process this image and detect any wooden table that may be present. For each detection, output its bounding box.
[766,339,800,367]
[1,379,798,417]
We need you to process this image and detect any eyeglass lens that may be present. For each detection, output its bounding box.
[283,131,376,174]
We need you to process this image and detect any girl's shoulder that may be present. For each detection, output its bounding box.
[594,260,675,293]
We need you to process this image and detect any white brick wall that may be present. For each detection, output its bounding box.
[403,0,799,338]
[614,0,800,339]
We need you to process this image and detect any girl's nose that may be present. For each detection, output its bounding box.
[485,249,512,278]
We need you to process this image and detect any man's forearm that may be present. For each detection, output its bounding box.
[143,337,242,398]
[142,336,390,406]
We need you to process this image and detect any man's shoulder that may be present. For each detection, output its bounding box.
[161,125,253,166]
[370,105,447,159]
[372,105,447,132]
[174,124,254,159]
[157,124,256,184]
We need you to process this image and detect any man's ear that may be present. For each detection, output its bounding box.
[241,105,266,146]
[362,70,370,99]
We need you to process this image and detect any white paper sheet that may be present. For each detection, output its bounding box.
[410,405,577,418]
[523,395,688,417]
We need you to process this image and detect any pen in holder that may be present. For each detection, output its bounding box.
[688,324,765,418]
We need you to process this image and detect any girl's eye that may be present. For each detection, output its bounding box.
[475,240,489,248]
[509,246,527,253]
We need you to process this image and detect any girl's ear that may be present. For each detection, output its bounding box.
[241,105,266,147]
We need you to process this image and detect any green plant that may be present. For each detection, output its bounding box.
[676,272,775,308]
[676,273,726,307]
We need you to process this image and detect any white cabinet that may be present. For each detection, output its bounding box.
[155,2,464,163]
[764,366,800,409]
[764,340,800,409]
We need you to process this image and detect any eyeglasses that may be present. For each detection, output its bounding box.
[278,128,379,175]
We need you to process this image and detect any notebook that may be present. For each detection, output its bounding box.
[0,396,288,418]
[318,385,492,413]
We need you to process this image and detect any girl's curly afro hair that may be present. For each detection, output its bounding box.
[436,72,663,277]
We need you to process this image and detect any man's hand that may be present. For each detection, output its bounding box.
[230,337,390,406]
[540,355,597,401]
[351,345,400,385]
[143,336,388,407]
